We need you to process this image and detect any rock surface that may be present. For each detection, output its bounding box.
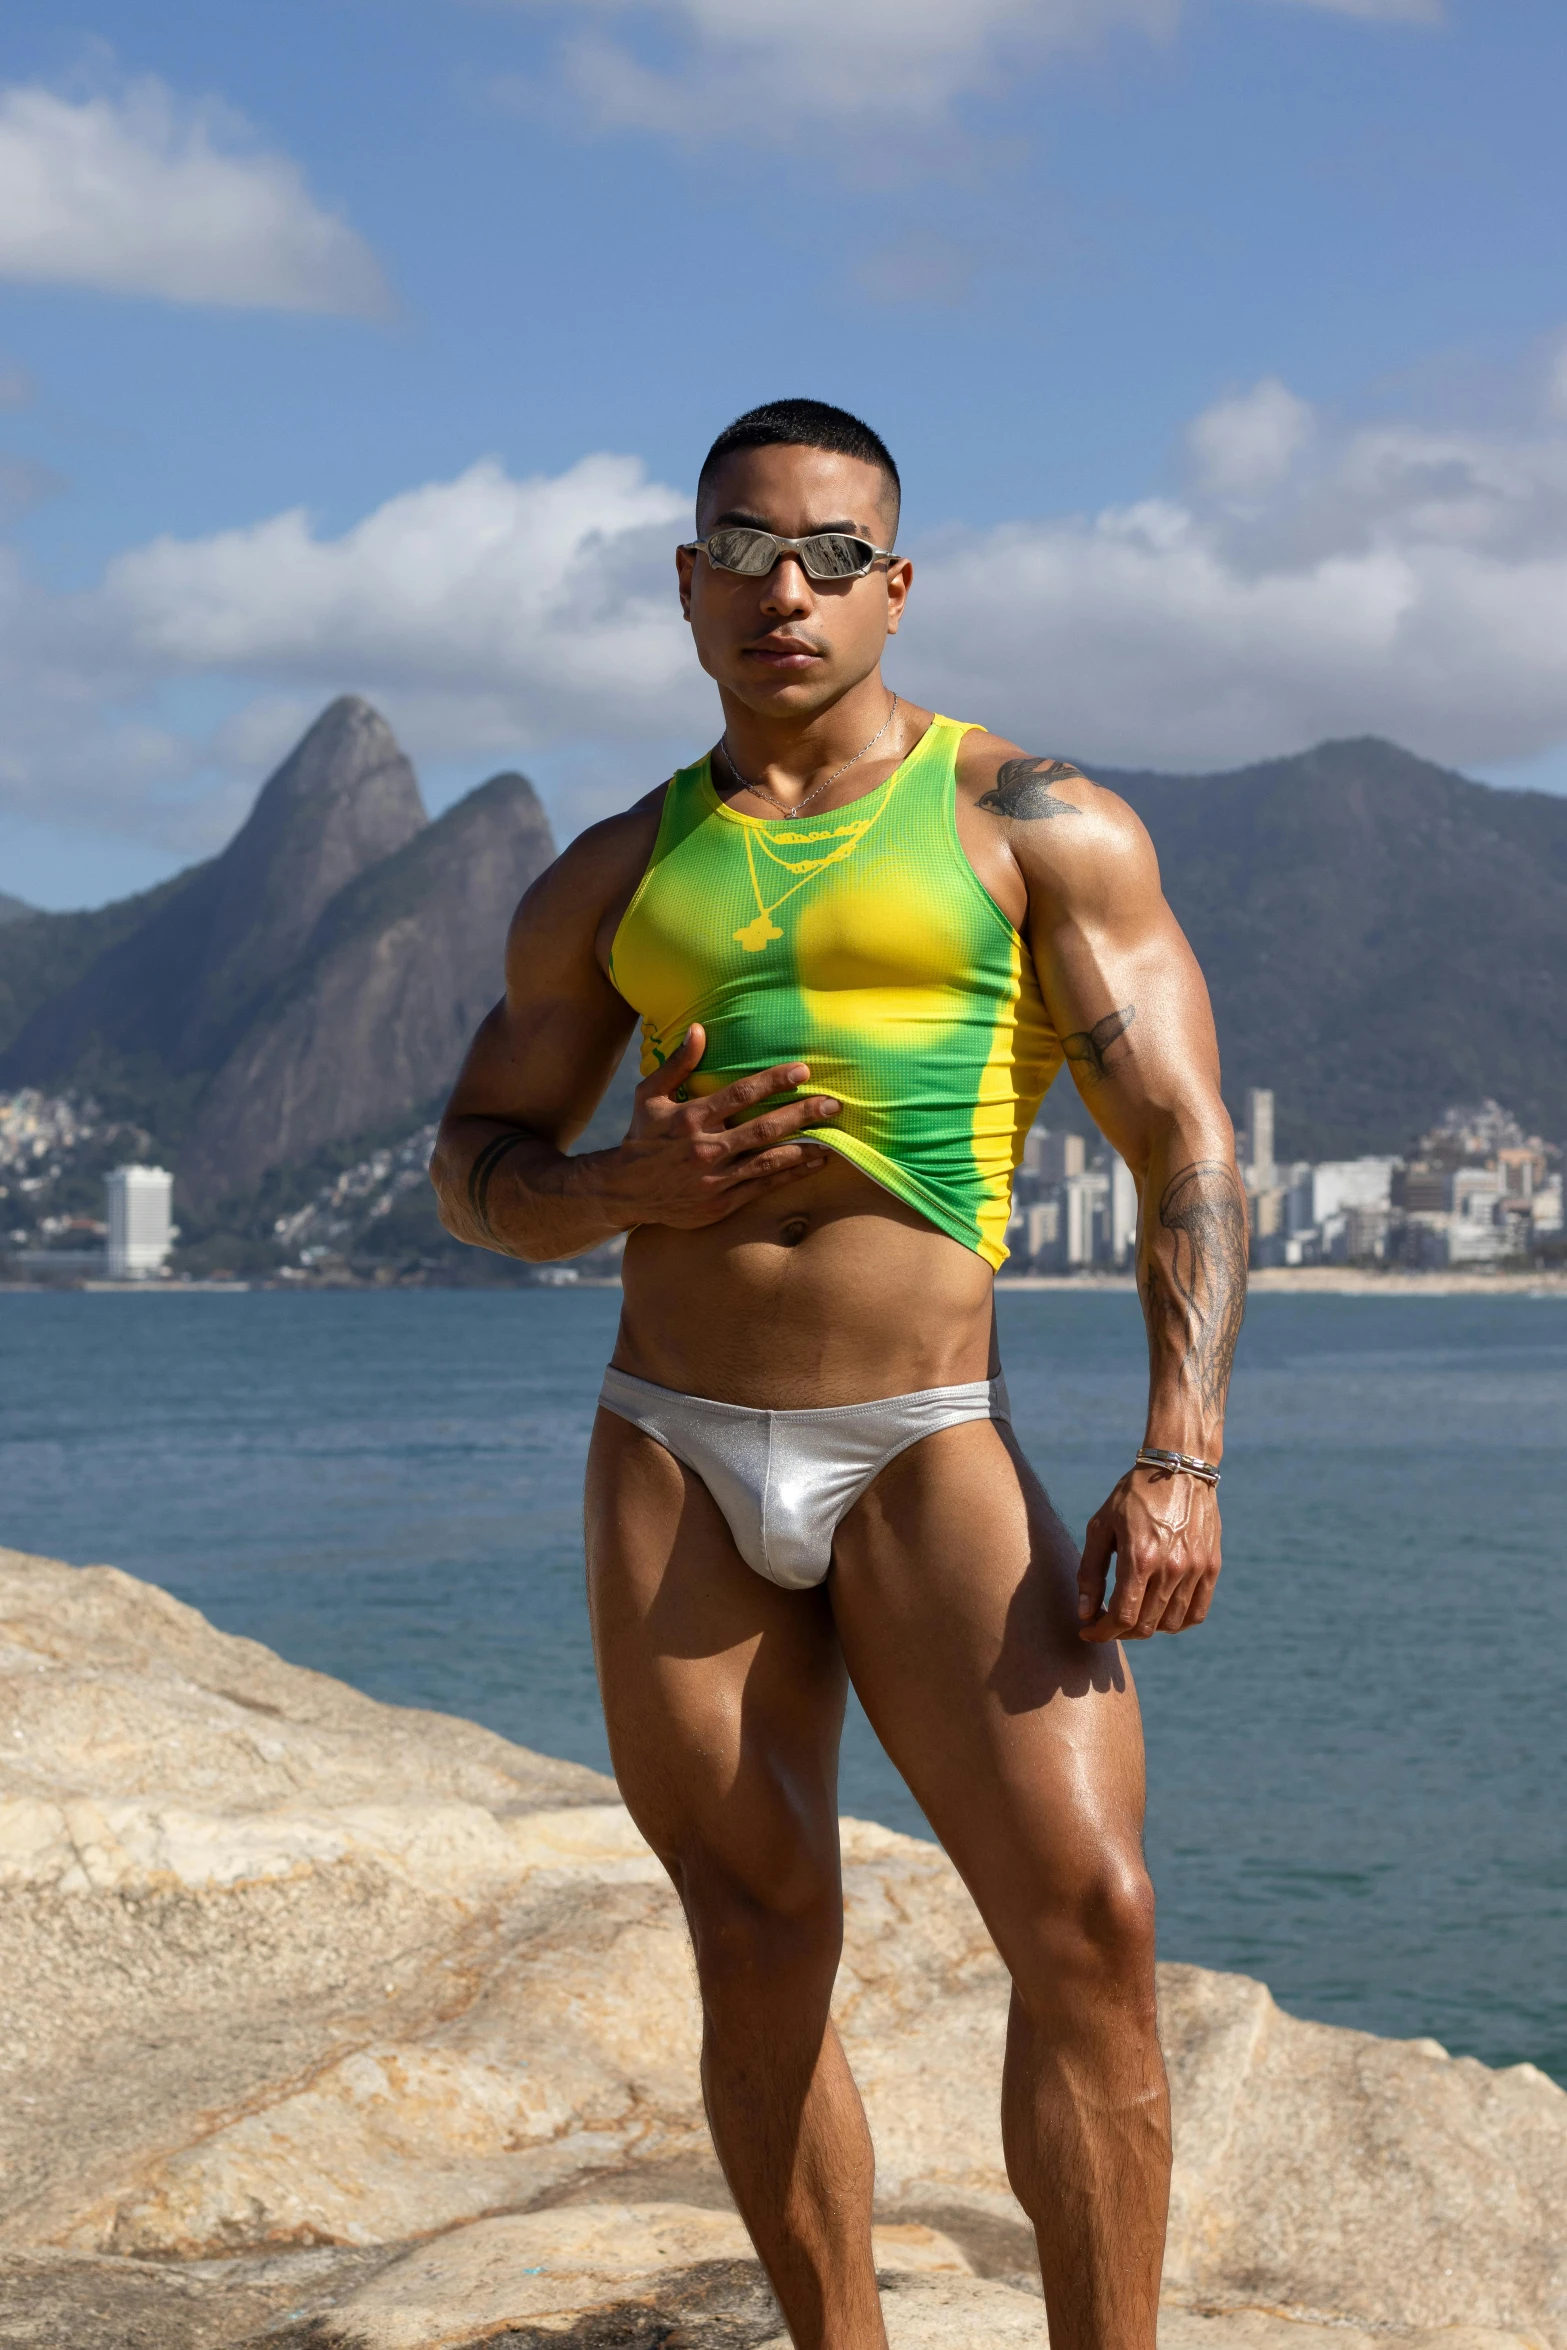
[0,1542,1561,2349]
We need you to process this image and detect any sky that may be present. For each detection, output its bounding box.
[2,0,1566,908]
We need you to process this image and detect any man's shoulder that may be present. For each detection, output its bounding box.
[507,781,671,958]
[531,781,668,893]
[954,731,1152,879]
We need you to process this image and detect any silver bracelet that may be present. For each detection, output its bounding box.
[1134,1446,1221,1487]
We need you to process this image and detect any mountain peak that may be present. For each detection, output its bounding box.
[0,700,428,1089]
[222,697,426,938]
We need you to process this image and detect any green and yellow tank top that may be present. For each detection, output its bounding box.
[609,715,1062,1269]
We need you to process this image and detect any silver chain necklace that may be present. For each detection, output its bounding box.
[720,695,900,819]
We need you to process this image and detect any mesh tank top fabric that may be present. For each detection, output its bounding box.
[608,715,1062,1268]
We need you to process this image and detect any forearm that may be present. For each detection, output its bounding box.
[1134,1116,1248,1461]
[431,1115,632,1263]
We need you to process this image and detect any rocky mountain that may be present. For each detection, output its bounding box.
[1103,737,1567,1160]
[2,1541,1562,2349]
[0,867,199,1072]
[0,699,556,1204]
[179,765,553,1201]
[0,891,31,927]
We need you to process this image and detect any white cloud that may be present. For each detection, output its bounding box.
[516,0,1171,135]
[104,455,694,733]
[0,77,389,315]
[1187,379,1316,497]
[0,455,705,850]
[898,387,1567,769]
[7,368,1567,857]
[504,0,1433,138]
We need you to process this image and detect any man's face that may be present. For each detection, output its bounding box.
[677,443,913,721]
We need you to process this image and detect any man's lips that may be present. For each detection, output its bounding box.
[744,638,822,668]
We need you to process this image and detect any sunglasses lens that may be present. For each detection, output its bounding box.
[801,533,875,579]
[705,526,777,576]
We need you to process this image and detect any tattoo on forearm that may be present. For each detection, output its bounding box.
[978,756,1085,821]
[467,1128,533,1240]
[1063,1004,1136,1084]
[1140,1160,1248,1417]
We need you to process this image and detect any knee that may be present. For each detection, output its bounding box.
[665,1836,843,2007]
[1021,1851,1158,2011]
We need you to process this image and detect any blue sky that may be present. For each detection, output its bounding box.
[2,0,1565,907]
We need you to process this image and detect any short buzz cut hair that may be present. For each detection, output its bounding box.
[697,398,901,537]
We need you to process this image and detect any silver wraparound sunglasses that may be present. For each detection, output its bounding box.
[682,524,896,582]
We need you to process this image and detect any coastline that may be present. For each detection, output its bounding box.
[996,1267,1567,1297]
[5,1268,1566,1299]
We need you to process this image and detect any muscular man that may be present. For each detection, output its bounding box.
[432,398,1246,2350]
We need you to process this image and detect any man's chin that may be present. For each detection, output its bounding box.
[723,664,848,716]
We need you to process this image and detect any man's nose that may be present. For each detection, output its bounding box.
[759,556,813,617]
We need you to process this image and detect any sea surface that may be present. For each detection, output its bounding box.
[2,1286,1563,2083]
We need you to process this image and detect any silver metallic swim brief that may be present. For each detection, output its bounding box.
[597,1365,1011,1591]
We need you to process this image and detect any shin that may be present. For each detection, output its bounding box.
[669,1844,887,2350]
[1000,1852,1169,2350]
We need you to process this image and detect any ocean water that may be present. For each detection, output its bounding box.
[2,1286,1562,2083]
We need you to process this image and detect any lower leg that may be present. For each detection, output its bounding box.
[1002,1952,1170,2350]
[695,1946,886,2350]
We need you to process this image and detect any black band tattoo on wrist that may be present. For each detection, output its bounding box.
[1063,1004,1136,1084]
[467,1128,532,1239]
[1140,1159,1247,1417]
[978,756,1085,821]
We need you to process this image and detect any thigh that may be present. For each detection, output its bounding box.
[585,1407,848,1912]
[830,1419,1149,1968]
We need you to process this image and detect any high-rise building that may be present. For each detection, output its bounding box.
[105,1165,174,1279]
[1038,1131,1085,1183]
[1244,1087,1275,1192]
[1110,1154,1138,1264]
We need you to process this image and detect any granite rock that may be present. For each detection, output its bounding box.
[0,1543,1561,2350]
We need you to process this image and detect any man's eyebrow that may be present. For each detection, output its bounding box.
[707,510,868,534]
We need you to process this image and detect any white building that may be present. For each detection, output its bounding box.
[1259,1156,1400,1266]
[1242,1087,1276,1193]
[1008,1133,1138,1273]
[105,1165,174,1279]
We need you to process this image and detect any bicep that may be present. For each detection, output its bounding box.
[442,870,639,1151]
[1026,836,1225,1171]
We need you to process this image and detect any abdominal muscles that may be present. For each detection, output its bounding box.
[612,1153,996,1409]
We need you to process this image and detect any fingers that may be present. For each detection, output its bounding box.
[714,1140,832,1186]
[699,1059,813,1127]
[1079,1477,1222,1644]
[1176,1562,1221,1629]
[636,1024,707,1100]
[718,1094,841,1159]
[1077,1514,1113,1633]
[1101,1550,1153,1642]
[1087,1551,1218,1642]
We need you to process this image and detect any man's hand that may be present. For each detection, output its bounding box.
[593,1023,840,1231]
[1077,1468,1221,1643]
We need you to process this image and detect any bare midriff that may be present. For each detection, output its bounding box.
[609,1155,997,1408]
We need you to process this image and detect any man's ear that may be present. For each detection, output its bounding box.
[675,542,695,622]
[884,555,914,636]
